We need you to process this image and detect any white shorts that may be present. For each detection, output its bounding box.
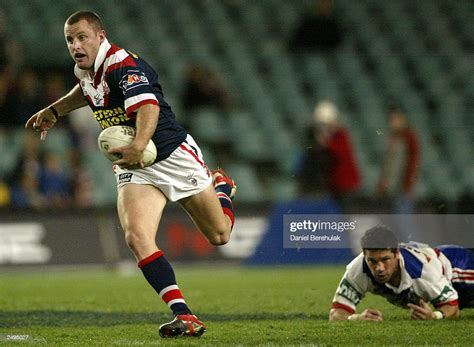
[114,134,212,201]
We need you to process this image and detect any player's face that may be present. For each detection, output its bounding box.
[364,249,400,284]
[64,19,105,70]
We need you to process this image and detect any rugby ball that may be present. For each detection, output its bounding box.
[98,125,157,167]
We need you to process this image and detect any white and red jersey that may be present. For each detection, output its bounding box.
[332,243,461,314]
[74,38,186,163]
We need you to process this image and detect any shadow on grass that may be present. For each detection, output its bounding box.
[0,311,327,328]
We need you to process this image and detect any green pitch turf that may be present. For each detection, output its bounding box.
[0,266,473,345]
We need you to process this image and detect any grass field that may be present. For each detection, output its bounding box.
[1,266,473,346]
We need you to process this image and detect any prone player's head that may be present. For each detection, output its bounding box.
[64,11,106,71]
[361,225,400,284]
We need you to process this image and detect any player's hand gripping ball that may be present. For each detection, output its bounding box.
[98,125,157,167]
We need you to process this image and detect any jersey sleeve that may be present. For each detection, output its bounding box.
[412,253,459,308]
[115,66,159,115]
[331,254,369,314]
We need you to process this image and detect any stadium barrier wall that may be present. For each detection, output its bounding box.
[0,206,269,268]
[1,200,471,268]
[0,201,355,268]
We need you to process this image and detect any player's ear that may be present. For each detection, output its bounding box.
[98,30,106,43]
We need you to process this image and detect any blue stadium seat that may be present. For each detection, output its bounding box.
[3,0,471,203]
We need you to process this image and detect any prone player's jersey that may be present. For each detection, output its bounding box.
[332,243,459,314]
[75,38,187,162]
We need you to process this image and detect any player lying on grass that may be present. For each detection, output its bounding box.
[329,225,474,321]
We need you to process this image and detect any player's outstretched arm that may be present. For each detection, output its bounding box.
[329,308,351,321]
[408,299,460,320]
[25,84,87,140]
[330,308,383,322]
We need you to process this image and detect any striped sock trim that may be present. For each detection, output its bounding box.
[217,192,232,204]
[215,181,232,197]
[215,181,229,188]
[167,298,186,307]
[159,284,179,297]
[137,250,164,268]
[159,284,186,307]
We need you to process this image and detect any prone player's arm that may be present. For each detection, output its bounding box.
[330,307,383,322]
[408,299,460,320]
[111,103,160,168]
[407,254,461,320]
[329,258,382,321]
[25,84,87,140]
[437,302,460,319]
[329,307,351,321]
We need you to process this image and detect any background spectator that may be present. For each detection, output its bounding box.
[39,152,71,208]
[296,101,360,206]
[0,9,22,76]
[289,0,343,54]
[295,122,332,198]
[12,68,41,126]
[376,104,420,214]
[181,64,233,114]
[10,171,45,209]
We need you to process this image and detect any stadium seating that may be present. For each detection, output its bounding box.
[1,0,472,204]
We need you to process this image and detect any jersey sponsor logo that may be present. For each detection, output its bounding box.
[119,70,149,92]
[432,285,457,306]
[337,279,363,305]
[118,173,133,184]
[93,107,131,129]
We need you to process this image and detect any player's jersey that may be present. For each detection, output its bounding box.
[75,38,187,162]
[437,245,474,309]
[331,243,459,314]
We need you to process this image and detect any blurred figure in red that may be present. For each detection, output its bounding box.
[297,101,360,207]
[376,104,419,214]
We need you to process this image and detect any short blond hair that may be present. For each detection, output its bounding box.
[66,11,104,32]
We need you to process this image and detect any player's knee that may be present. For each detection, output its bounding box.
[124,228,152,252]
